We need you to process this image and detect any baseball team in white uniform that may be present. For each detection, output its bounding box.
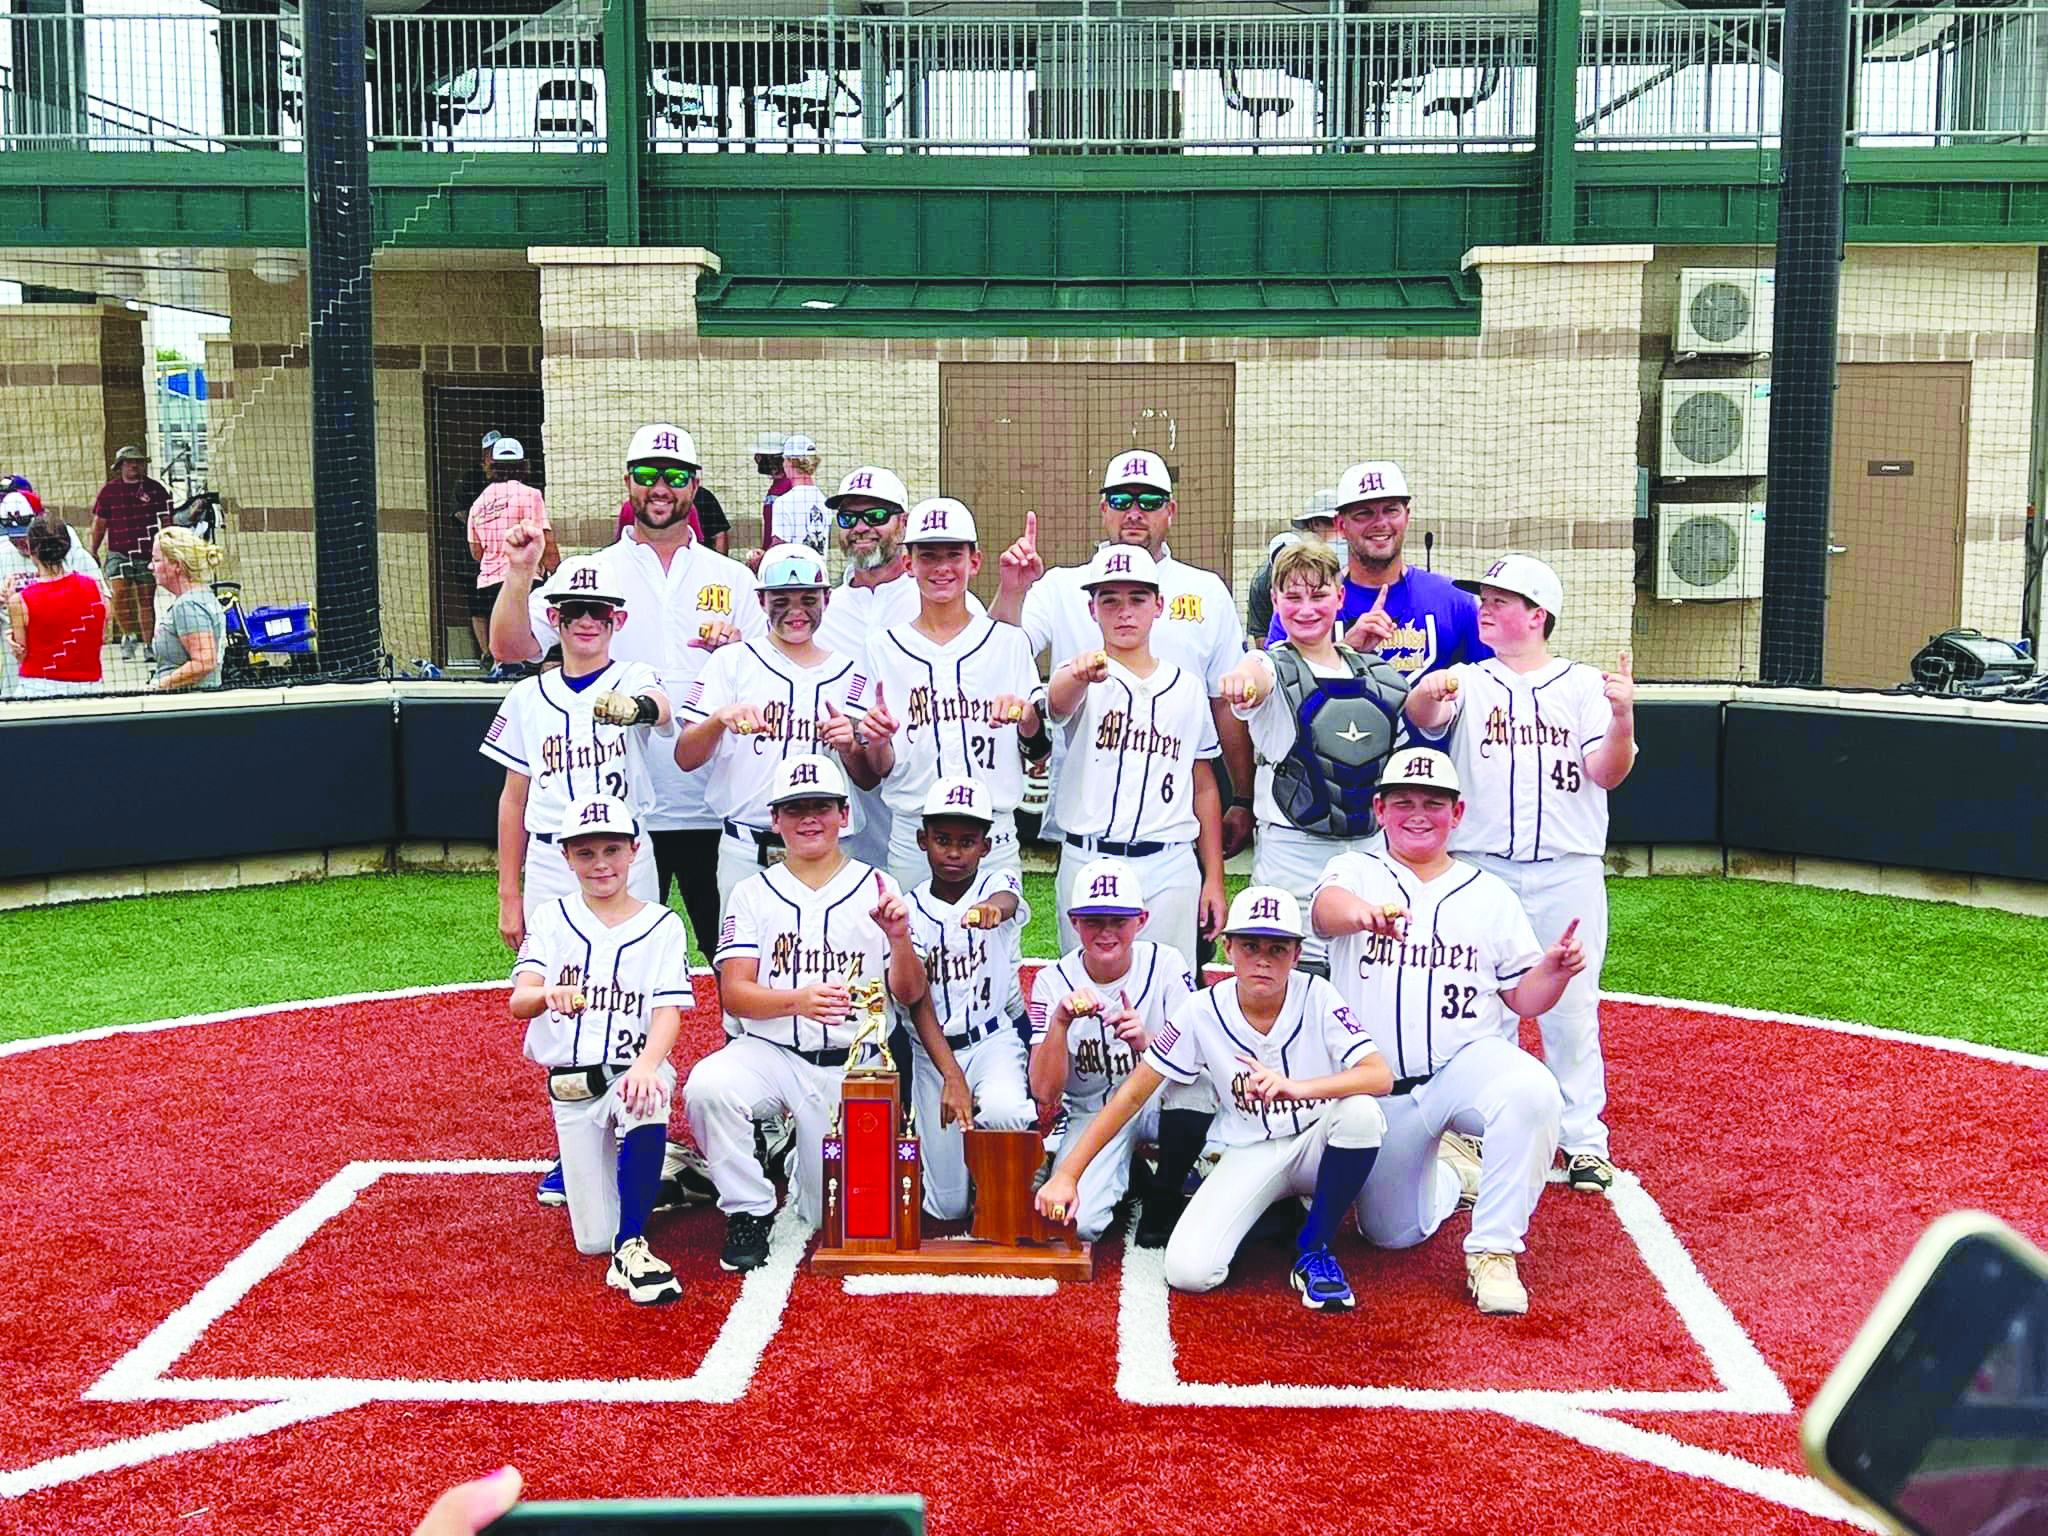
[479,421,1638,1318]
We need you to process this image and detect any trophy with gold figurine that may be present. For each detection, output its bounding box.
[813,957,1091,1280]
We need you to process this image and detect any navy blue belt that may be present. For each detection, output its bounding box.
[1065,833,1166,859]
[724,820,783,847]
[777,1041,849,1068]
[943,1017,1003,1051]
[1391,1073,1434,1096]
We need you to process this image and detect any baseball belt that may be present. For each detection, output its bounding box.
[941,1016,1004,1052]
[1389,1073,1435,1097]
[1064,833,1167,859]
[774,1041,850,1069]
[724,820,787,868]
[547,1063,625,1103]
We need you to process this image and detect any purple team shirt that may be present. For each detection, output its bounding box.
[1266,564,1491,679]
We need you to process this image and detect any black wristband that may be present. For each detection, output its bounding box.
[1231,796,1253,811]
[632,694,660,726]
[1018,721,1052,758]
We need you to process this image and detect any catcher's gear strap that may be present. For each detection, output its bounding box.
[547,1063,625,1103]
[1266,642,1410,838]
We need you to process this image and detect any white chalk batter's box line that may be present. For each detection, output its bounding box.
[87,1160,812,1407]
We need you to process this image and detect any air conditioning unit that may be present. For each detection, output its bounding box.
[1661,380,1771,478]
[1653,503,1766,599]
[1676,268,1775,355]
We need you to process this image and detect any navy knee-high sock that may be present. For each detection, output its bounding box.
[1150,1108,1211,1202]
[1299,1145,1379,1254]
[614,1124,666,1246]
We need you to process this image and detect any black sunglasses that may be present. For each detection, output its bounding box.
[835,507,898,529]
[629,464,696,488]
[554,599,618,623]
[1103,491,1170,512]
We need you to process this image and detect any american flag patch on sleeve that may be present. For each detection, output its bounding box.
[1027,998,1047,1035]
[1151,1022,1180,1055]
[846,673,869,708]
[485,714,507,743]
[683,680,705,711]
[718,915,737,951]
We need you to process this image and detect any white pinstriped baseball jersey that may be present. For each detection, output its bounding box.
[1435,658,1618,861]
[479,659,669,834]
[907,866,1029,1045]
[1028,940,1195,1110]
[1145,972,1380,1148]
[679,639,860,830]
[716,857,904,1054]
[512,895,693,1069]
[1051,658,1219,844]
[850,616,1037,818]
[1316,852,1542,1079]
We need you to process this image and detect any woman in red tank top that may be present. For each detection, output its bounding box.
[6,521,106,696]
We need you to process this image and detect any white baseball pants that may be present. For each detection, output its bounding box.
[911,1029,1037,1220]
[1354,1035,1562,1256]
[1470,852,1611,1160]
[1055,839,1200,965]
[683,1035,842,1228]
[716,826,783,914]
[1163,1094,1387,1294]
[550,1062,676,1256]
[1047,1088,1163,1242]
[1252,823,1384,969]
[521,831,659,921]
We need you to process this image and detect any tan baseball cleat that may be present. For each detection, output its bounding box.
[1467,1252,1529,1316]
[1437,1131,1482,1211]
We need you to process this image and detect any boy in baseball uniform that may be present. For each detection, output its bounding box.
[683,754,928,1274]
[1026,860,1199,1245]
[1216,538,1410,975]
[673,543,862,912]
[510,795,690,1306]
[480,556,673,951]
[1313,748,1586,1316]
[842,498,1043,896]
[1037,886,1391,1311]
[1403,554,1636,1194]
[903,775,1037,1220]
[1047,543,1226,964]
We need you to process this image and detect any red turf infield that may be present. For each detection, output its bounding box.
[0,977,2042,1534]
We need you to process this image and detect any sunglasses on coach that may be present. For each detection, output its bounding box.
[1103,491,1170,512]
[835,507,898,528]
[629,464,696,488]
[554,600,618,623]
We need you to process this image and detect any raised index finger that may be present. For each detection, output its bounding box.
[1024,509,1037,545]
[1619,651,1633,677]
[1560,918,1581,945]
[1369,583,1390,612]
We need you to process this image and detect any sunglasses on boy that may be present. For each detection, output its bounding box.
[554,599,619,624]
[629,464,696,488]
[1103,490,1170,512]
[835,506,898,529]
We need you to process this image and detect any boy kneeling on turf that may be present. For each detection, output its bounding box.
[684,753,927,1274]
[904,775,1038,1220]
[1026,860,1198,1246]
[1036,887,1392,1310]
[510,795,690,1306]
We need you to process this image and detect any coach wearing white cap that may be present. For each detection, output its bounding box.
[491,422,765,965]
[991,450,1255,859]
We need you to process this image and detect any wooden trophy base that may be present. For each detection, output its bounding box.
[811,1238,1092,1281]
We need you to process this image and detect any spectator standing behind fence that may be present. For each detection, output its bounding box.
[769,434,830,562]
[5,515,105,697]
[147,527,225,691]
[0,488,108,699]
[751,431,790,557]
[468,438,557,664]
[89,445,171,662]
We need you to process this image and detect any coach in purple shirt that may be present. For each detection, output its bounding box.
[1267,459,1490,680]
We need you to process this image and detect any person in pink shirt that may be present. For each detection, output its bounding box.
[468,437,558,662]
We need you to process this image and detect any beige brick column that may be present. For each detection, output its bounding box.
[529,247,722,547]
[1460,244,1652,666]
[0,302,147,525]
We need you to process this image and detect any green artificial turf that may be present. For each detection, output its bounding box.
[1,870,2043,1054]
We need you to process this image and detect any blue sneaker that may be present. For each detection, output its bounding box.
[536,1162,566,1207]
[1290,1245,1355,1312]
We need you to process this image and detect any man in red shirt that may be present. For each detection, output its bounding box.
[89,445,171,660]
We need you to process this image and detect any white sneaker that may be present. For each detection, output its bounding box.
[119,635,138,661]
[1466,1252,1529,1316]
[1437,1132,1482,1210]
[606,1236,682,1306]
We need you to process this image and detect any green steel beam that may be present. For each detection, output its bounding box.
[601,0,645,246]
[1535,0,1581,246]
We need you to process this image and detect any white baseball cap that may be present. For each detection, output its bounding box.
[757,543,830,590]
[1457,553,1564,620]
[0,490,39,534]
[1377,747,1461,798]
[1101,451,1172,496]
[481,430,503,449]
[1335,461,1412,507]
[826,465,909,513]
[543,556,626,608]
[1294,488,1341,527]
[1067,858,1145,916]
[490,436,525,462]
[1222,885,1305,941]
[752,431,787,456]
[1080,543,1162,591]
[768,752,850,806]
[625,422,700,469]
[902,497,978,546]
[557,794,639,842]
[781,433,817,457]
[1267,530,1302,558]
[921,775,994,825]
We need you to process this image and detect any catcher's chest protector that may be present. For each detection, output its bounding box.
[1268,643,1411,838]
